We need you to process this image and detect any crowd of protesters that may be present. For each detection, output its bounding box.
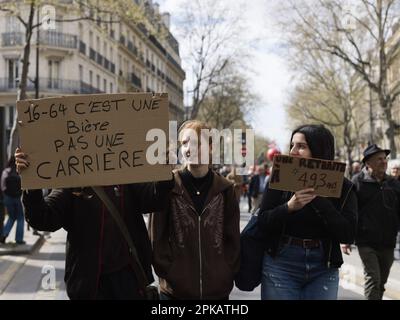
[1,119,398,301]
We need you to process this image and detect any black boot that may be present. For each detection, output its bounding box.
[0,236,6,244]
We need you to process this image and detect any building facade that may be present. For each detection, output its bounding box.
[0,0,185,169]
[387,22,400,155]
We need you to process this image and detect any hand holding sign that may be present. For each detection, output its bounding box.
[15,148,29,174]
[287,188,317,213]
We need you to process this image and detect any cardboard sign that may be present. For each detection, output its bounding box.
[269,154,346,198]
[17,93,171,189]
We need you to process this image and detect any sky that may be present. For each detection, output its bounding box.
[157,0,293,152]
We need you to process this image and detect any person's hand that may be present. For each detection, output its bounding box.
[341,244,352,255]
[15,147,29,174]
[287,188,316,213]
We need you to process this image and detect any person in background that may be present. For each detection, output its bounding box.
[389,160,400,260]
[227,168,243,203]
[246,166,255,213]
[351,161,362,179]
[389,160,400,181]
[249,164,268,214]
[0,156,25,245]
[258,124,357,300]
[343,145,400,300]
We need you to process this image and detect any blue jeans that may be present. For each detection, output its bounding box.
[261,244,339,300]
[2,195,24,242]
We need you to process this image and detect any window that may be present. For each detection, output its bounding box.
[48,60,60,89]
[89,31,93,47]
[103,79,107,92]
[6,16,20,32]
[110,82,113,93]
[89,70,93,86]
[78,23,83,40]
[96,36,100,52]
[97,75,100,89]
[6,59,19,88]
[104,42,107,59]
[110,47,113,62]
[79,65,83,82]
[124,59,129,76]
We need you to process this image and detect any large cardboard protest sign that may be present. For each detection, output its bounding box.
[17,93,171,189]
[269,154,346,198]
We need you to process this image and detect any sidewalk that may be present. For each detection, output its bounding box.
[0,224,45,256]
[341,247,400,300]
[0,224,46,295]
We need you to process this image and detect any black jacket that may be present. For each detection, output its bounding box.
[23,181,172,300]
[257,179,358,268]
[249,174,265,198]
[352,169,400,248]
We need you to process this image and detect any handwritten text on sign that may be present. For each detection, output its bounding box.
[17,93,171,189]
[269,155,346,198]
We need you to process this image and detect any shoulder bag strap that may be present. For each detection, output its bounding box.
[91,186,149,290]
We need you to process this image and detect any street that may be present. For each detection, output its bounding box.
[0,197,389,300]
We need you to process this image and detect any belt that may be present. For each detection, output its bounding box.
[281,235,321,249]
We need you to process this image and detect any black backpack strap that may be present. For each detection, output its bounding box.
[91,186,149,291]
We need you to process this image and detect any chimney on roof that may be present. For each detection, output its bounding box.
[162,12,170,29]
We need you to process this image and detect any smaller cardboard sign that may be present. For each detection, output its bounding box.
[269,154,346,198]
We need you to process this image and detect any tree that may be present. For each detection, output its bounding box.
[286,49,369,164]
[0,0,159,158]
[197,65,258,129]
[279,0,400,158]
[254,135,273,165]
[175,0,246,119]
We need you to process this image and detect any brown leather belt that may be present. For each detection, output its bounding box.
[281,235,321,249]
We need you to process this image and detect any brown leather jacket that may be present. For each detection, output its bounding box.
[149,169,240,299]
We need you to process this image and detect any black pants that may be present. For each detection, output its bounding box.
[96,266,143,300]
[358,246,394,300]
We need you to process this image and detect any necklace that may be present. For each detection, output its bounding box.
[189,179,206,195]
[184,171,209,196]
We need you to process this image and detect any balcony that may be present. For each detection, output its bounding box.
[157,69,165,80]
[79,81,104,94]
[138,23,148,36]
[96,53,103,66]
[104,58,110,70]
[119,35,126,46]
[130,73,142,88]
[39,31,77,49]
[79,40,86,55]
[110,63,115,74]
[0,77,104,94]
[127,41,138,56]
[89,48,96,61]
[2,32,24,46]
[166,53,185,75]
[149,34,166,55]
